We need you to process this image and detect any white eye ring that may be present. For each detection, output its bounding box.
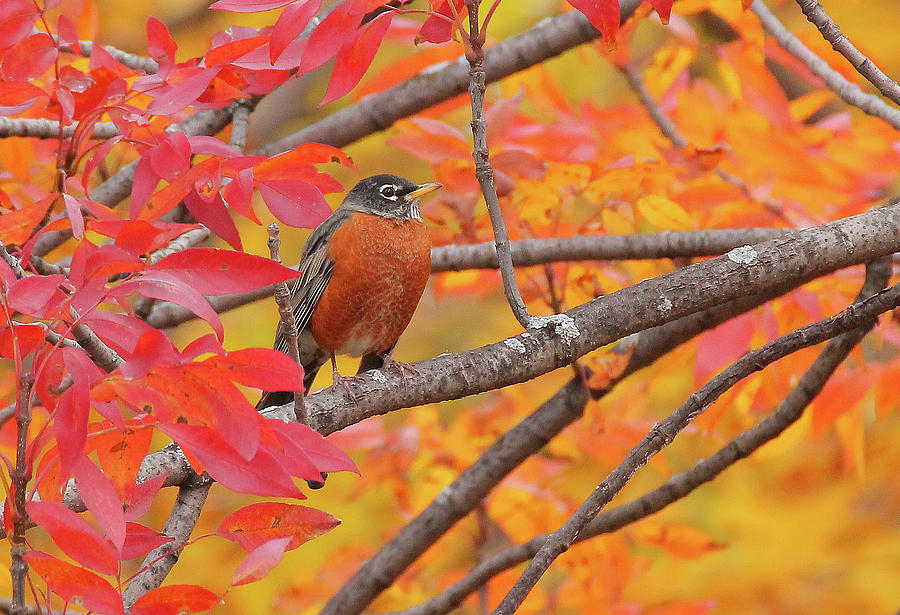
[379,184,399,200]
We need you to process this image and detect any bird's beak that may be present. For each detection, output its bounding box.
[404,182,442,200]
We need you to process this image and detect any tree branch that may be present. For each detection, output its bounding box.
[144,228,788,329]
[750,0,900,129]
[793,0,900,107]
[492,261,900,613]
[396,257,891,615]
[0,117,118,140]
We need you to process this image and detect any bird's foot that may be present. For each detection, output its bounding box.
[331,369,363,402]
[381,355,420,382]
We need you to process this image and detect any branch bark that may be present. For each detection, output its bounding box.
[793,0,900,107]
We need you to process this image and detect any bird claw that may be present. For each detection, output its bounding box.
[382,355,420,382]
[331,369,363,402]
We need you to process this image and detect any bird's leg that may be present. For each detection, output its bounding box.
[329,352,362,402]
[381,353,420,382]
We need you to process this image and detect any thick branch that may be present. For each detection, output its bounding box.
[399,258,890,615]
[793,0,900,107]
[258,0,642,154]
[751,0,900,129]
[492,263,900,613]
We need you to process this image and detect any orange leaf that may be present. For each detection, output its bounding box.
[131,584,220,615]
[25,551,123,615]
[217,502,340,552]
[0,194,55,245]
[635,523,726,559]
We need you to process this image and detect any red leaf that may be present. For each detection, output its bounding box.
[146,17,177,74]
[62,194,86,238]
[73,455,127,551]
[270,0,322,63]
[183,191,243,251]
[415,0,465,44]
[26,502,119,574]
[232,536,292,585]
[223,167,258,222]
[130,584,219,615]
[54,376,90,473]
[567,0,619,44]
[200,348,305,390]
[210,0,295,12]
[26,551,123,615]
[113,273,224,340]
[147,67,221,116]
[148,132,192,181]
[125,473,168,522]
[7,274,66,318]
[299,1,360,73]
[218,502,340,551]
[258,178,331,228]
[0,323,45,359]
[649,0,673,23]
[159,422,302,498]
[0,1,40,50]
[0,81,46,115]
[121,523,174,560]
[322,12,392,104]
[205,36,269,66]
[1,33,57,82]
[150,247,300,295]
[274,420,359,474]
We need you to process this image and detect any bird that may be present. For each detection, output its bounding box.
[258,174,441,410]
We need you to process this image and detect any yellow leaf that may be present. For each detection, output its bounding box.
[645,46,696,98]
[636,194,693,230]
[789,91,834,122]
[601,206,634,234]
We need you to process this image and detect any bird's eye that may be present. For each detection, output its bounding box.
[379,184,398,200]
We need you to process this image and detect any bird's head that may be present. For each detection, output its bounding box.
[341,174,441,220]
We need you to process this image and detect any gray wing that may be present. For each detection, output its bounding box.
[273,209,352,356]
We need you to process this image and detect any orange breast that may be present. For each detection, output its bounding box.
[310,212,431,357]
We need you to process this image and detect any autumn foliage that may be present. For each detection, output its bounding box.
[0,0,899,613]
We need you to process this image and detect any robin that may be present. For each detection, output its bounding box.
[258,174,441,409]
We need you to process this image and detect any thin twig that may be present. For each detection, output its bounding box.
[395,258,890,615]
[0,241,26,278]
[793,0,900,107]
[492,271,900,613]
[229,101,253,152]
[267,224,307,424]
[464,0,532,328]
[750,0,900,129]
